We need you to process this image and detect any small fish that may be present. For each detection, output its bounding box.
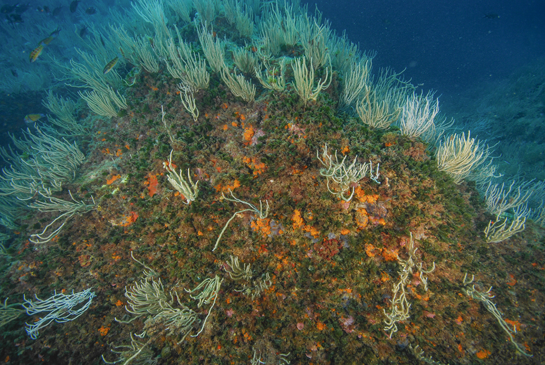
[24,114,46,124]
[14,3,30,15]
[84,7,96,15]
[11,69,18,77]
[36,6,49,13]
[40,28,61,45]
[70,0,81,13]
[29,44,44,62]
[484,13,500,19]
[79,25,88,37]
[1,5,17,14]
[7,13,23,23]
[103,56,119,74]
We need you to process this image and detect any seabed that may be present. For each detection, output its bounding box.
[0,1,544,364]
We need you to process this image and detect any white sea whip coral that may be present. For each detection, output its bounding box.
[22,288,96,339]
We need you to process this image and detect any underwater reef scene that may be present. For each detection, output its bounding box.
[0,0,544,364]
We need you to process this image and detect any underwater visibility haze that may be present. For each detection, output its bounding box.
[0,0,544,364]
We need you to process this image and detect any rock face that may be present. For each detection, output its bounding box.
[0,2,542,364]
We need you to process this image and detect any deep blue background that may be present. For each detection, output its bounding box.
[303,0,545,96]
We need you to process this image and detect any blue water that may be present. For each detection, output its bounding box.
[303,0,545,96]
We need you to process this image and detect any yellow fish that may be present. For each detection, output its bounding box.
[103,56,119,75]
[40,28,61,46]
[29,44,44,62]
[24,114,46,124]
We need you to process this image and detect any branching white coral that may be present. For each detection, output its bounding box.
[22,288,96,340]
[317,144,377,201]
[163,150,199,205]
